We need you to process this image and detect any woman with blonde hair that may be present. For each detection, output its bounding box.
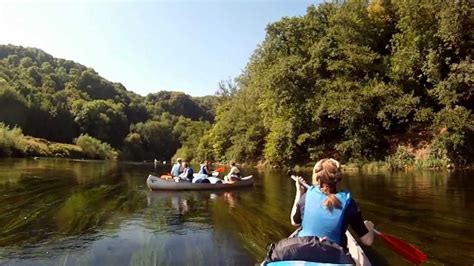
[290,158,374,250]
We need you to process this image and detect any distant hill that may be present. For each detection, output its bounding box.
[0,44,218,161]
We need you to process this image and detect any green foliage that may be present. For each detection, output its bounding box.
[432,106,474,165]
[198,0,472,168]
[0,81,28,129]
[198,78,266,163]
[0,44,218,161]
[145,91,214,121]
[172,117,211,162]
[48,143,83,158]
[0,123,25,156]
[386,146,415,170]
[75,134,118,160]
[72,99,128,147]
[122,119,176,161]
[0,1,471,167]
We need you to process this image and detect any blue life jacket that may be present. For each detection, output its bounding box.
[298,186,351,245]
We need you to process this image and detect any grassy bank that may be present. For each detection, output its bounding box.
[291,159,456,173]
[0,123,117,160]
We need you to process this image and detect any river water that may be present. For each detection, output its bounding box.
[0,158,472,265]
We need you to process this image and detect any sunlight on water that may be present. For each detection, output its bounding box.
[0,158,473,265]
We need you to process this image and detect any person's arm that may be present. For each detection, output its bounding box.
[347,199,374,246]
[290,176,307,226]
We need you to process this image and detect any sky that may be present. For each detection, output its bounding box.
[0,0,322,96]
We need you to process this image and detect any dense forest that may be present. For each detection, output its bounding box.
[193,0,473,169]
[0,0,473,169]
[0,44,217,161]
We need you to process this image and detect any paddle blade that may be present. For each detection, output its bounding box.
[378,232,427,264]
[215,167,225,173]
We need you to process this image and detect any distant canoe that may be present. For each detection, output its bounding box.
[146,174,254,191]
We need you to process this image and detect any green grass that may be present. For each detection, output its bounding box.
[0,124,117,160]
[0,123,25,156]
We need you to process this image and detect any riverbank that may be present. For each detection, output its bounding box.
[272,158,473,173]
[3,123,471,170]
[0,123,117,160]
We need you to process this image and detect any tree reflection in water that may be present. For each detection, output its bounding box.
[1,159,473,265]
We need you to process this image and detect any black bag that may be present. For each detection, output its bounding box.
[263,236,354,264]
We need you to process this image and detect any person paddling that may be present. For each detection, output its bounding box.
[224,161,241,183]
[290,158,374,250]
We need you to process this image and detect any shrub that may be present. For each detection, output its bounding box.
[386,145,415,170]
[0,123,25,156]
[49,143,83,158]
[75,134,118,160]
[20,136,50,156]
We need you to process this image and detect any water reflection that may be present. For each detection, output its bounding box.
[0,159,473,265]
[223,192,237,208]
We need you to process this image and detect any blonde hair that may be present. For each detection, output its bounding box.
[312,158,342,211]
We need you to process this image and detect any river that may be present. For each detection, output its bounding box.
[0,158,472,265]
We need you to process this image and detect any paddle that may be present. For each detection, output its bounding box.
[290,175,427,265]
[214,167,225,173]
[372,229,427,264]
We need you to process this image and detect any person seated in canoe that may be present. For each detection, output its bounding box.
[224,161,241,183]
[170,158,183,177]
[199,160,212,176]
[274,158,374,263]
[175,162,194,182]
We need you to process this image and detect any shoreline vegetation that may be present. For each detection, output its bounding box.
[0,123,117,160]
[0,1,472,170]
[2,122,468,171]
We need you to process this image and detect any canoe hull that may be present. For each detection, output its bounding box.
[345,230,371,266]
[146,174,254,191]
[264,231,371,266]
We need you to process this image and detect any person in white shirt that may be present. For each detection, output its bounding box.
[224,161,241,182]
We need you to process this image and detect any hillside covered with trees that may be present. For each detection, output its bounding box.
[187,0,473,169]
[0,0,472,169]
[0,44,217,160]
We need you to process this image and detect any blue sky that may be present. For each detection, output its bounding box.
[0,1,321,96]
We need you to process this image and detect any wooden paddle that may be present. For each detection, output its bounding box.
[290,175,427,264]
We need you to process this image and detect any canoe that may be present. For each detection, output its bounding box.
[345,230,371,266]
[146,174,254,191]
[264,231,371,266]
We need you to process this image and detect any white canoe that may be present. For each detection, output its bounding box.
[264,231,371,266]
[346,230,371,266]
[146,174,254,191]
